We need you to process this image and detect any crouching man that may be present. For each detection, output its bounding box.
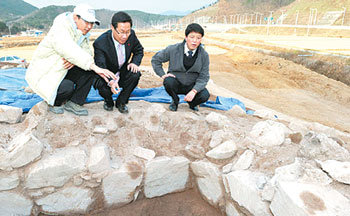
[26,4,116,116]
[151,23,210,111]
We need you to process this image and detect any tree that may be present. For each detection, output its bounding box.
[0,21,7,33]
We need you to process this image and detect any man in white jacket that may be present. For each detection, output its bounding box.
[26,4,116,116]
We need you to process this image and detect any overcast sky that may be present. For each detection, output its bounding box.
[23,0,217,14]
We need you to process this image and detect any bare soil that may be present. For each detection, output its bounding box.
[1,31,350,215]
[90,189,222,216]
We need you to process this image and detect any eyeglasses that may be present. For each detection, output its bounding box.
[115,28,131,36]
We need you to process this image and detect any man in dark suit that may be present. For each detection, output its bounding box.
[151,23,210,112]
[93,12,144,113]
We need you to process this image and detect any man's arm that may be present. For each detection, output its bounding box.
[151,46,171,78]
[193,52,210,92]
[93,41,108,69]
[130,34,144,66]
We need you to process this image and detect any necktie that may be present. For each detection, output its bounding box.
[188,50,193,57]
[117,44,125,68]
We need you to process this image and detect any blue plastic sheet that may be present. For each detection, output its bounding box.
[0,68,249,113]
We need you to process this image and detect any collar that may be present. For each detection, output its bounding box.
[111,32,124,47]
[184,42,197,56]
[67,12,90,45]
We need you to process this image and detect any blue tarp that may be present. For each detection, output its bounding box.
[0,68,249,113]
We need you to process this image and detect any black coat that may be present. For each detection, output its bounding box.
[93,29,144,76]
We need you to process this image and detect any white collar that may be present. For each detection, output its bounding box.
[184,43,197,56]
[111,33,124,47]
[67,12,90,45]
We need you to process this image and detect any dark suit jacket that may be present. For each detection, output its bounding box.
[151,40,209,92]
[93,29,144,77]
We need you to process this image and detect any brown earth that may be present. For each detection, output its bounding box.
[1,31,350,215]
[140,33,350,132]
[90,189,222,216]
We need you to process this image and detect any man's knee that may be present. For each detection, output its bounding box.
[198,89,210,102]
[131,71,141,81]
[163,76,177,88]
[59,79,74,95]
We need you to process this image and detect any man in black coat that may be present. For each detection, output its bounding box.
[93,12,144,113]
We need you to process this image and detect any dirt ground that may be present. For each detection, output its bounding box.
[1,31,350,215]
[139,32,350,132]
[90,189,222,216]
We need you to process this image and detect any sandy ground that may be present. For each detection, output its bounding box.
[1,31,350,214]
[138,32,350,133]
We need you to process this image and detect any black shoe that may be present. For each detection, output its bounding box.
[169,101,178,111]
[189,105,199,111]
[103,101,113,111]
[116,103,129,114]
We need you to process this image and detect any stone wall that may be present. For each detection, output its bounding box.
[0,101,349,215]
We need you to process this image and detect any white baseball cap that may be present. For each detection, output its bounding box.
[74,4,100,25]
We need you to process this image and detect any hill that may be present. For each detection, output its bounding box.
[0,0,37,22]
[13,6,182,30]
[279,0,350,25]
[184,0,350,26]
[184,0,295,23]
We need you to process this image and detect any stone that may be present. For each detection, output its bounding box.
[25,147,86,189]
[0,191,33,215]
[224,170,271,216]
[270,181,350,216]
[253,109,277,119]
[222,163,233,174]
[226,200,243,216]
[73,176,83,186]
[103,162,143,206]
[209,130,232,148]
[88,144,111,173]
[0,132,43,170]
[250,120,289,147]
[271,158,332,186]
[232,150,254,171]
[144,156,190,198]
[191,160,223,205]
[93,126,108,134]
[0,171,19,191]
[0,105,22,124]
[205,112,230,129]
[36,187,93,214]
[184,144,205,159]
[299,132,350,161]
[319,160,350,184]
[230,105,246,116]
[288,121,309,136]
[133,146,156,161]
[206,140,237,160]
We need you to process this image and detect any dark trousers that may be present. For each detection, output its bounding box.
[163,77,210,107]
[94,70,141,106]
[54,66,95,106]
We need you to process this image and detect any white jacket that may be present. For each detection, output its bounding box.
[25,12,94,105]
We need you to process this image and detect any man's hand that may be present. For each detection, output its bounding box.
[161,73,176,80]
[109,78,120,94]
[184,89,197,102]
[127,63,139,73]
[90,63,117,82]
[62,58,74,70]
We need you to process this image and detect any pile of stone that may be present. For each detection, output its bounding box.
[0,101,349,215]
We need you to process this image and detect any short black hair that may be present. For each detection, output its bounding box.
[111,12,133,29]
[185,23,204,37]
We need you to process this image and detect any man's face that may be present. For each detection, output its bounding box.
[111,22,131,44]
[74,14,94,35]
[185,31,202,50]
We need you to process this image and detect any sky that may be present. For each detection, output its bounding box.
[23,0,217,14]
